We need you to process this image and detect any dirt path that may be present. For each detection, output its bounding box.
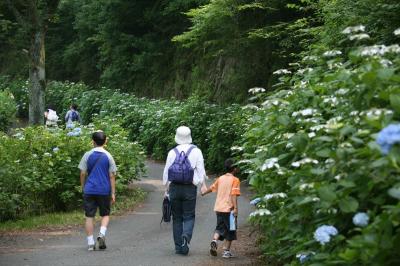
[0,161,259,266]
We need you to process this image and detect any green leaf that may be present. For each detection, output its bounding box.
[277,115,290,126]
[390,93,400,113]
[388,187,400,199]
[339,249,358,261]
[316,148,331,158]
[318,186,337,203]
[339,196,359,213]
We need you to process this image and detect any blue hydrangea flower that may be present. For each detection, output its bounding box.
[353,212,369,227]
[250,197,261,206]
[376,124,400,154]
[296,252,315,264]
[73,127,82,132]
[314,225,338,245]
[66,122,75,129]
[53,147,59,153]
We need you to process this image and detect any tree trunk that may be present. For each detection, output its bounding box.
[29,30,46,125]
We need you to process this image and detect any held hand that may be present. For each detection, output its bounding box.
[111,193,116,204]
[233,208,238,217]
[200,182,208,195]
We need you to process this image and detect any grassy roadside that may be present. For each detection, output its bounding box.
[0,188,146,234]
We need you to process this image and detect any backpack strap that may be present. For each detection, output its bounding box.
[173,147,180,158]
[186,145,196,157]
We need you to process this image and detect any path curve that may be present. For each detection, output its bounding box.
[0,161,257,266]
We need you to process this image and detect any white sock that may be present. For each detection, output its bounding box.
[87,235,95,245]
[100,226,107,236]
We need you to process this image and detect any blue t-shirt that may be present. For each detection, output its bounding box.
[78,148,117,195]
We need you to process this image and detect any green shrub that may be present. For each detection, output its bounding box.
[239,30,400,265]
[0,90,17,132]
[0,120,145,221]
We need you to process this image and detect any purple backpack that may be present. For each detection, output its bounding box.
[168,145,196,184]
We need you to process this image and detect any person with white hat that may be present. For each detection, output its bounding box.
[163,126,207,255]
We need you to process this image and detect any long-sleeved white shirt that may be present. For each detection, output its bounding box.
[163,144,206,186]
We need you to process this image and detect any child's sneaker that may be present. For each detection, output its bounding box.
[210,240,218,256]
[87,244,95,251]
[96,233,107,250]
[222,250,235,258]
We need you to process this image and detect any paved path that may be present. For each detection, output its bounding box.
[0,161,257,266]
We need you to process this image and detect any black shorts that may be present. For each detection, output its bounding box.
[83,195,111,217]
[215,212,237,241]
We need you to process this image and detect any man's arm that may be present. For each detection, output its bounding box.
[110,173,116,204]
[80,170,87,191]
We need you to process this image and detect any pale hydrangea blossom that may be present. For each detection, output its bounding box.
[237,159,253,165]
[291,158,319,168]
[323,50,342,57]
[248,87,266,94]
[359,44,400,57]
[394,28,400,36]
[261,158,280,171]
[336,88,349,95]
[308,132,316,138]
[342,25,365,34]
[264,192,287,201]
[349,33,370,41]
[250,197,262,206]
[292,108,318,117]
[299,183,314,191]
[353,212,369,227]
[314,225,338,245]
[273,69,292,75]
[230,146,244,152]
[249,209,272,217]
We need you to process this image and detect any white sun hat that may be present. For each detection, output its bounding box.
[175,126,192,145]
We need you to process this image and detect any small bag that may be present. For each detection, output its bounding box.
[161,195,172,224]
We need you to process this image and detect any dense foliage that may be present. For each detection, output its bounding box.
[240,30,400,265]
[0,89,16,131]
[0,0,318,102]
[0,122,145,221]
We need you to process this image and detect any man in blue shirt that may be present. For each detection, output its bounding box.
[79,131,117,251]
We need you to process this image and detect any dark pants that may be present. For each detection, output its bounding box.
[169,182,197,252]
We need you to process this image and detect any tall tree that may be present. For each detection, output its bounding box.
[5,0,60,125]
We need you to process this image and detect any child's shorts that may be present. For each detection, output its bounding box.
[83,194,111,217]
[215,212,237,241]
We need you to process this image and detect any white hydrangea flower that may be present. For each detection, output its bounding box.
[237,159,253,165]
[359,44,400,56]
[248,87,266,94]
[299,183,314,191]
[323,50,342,57]
[349,33,370,41]
[308,132,316,138]
[291,158,319,168]
[336,88,349,95]
[230,146,244,152]
[43,152,52,157]
[292,108,318,117]
[394,28,400,36]
[249,209,272,217]
[260,158,280,171]
[302,55,318,61]
[273,69,292,75]
[342,25,365,34]
[264,193,287,201]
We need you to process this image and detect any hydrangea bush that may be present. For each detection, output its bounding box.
[0,90,16,132]
[0,120,145,221]
[240,29,400,265]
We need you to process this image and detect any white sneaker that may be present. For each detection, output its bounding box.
[87,244,95,251]
[222,250,234,258]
